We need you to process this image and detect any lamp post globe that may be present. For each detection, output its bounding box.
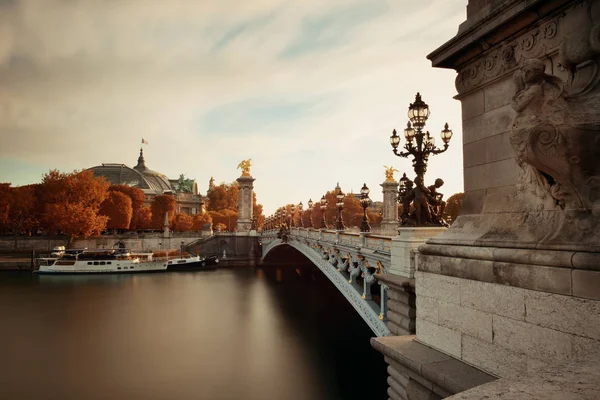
[320,195,327,229]
[307,198,314,228]
[290,204,295,228]
[359,183,371,232]
[298,202,304,228]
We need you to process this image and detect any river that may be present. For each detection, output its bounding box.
[0,258,387,399]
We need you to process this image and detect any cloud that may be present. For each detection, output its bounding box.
[0,0,468,213]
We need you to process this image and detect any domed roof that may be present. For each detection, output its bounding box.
[88,149,172,193]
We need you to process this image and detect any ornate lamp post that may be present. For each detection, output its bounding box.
[307,198,314,228]
[360,183,371,232]
[290,204,295,228]
[335,183,345,231]
[320,195,327,229]
[283,208,287,228]
[389,93,453,226]
[298,202,304,228]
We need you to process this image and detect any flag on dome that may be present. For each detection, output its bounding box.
[142,138,148,145]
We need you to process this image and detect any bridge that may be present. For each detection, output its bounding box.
[260,227,440,339]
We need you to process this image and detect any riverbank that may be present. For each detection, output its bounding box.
[0,254,33,270]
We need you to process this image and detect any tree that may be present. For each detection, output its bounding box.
[206,182,238,211]
[252,192,264,229]
[0,183,10,232]
[444,192,464,223]
[39,170,110,240]
[172,212,193,232]
[108,185,145,229]
[192,213,212,231]
[135,207,153,230]
[99,191,133,231]
[208,209,237,231]
[7,185,39,235]
[151,194,176,230]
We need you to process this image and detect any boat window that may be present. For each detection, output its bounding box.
[100,261,105,265]
[55,260,76,266]
[177,260,186,264]
[168,261,172,265]
[94,261,99,265]
[107,262,111,265]
[117,267,121,270]
[87,262,92,265]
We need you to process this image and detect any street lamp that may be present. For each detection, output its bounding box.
[389,92,453,226]
[307,198,314,228]
[290,204,295,228]
[335,183,345,231]
[298,202,304,228]
[360,183,371,232]
[320,195,327,229]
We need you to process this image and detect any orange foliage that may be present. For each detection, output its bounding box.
[100,191,133,230]
[135,206,153,230]
[208,209,237,231]
[40,170,109,239]
[109,185,145,229]
[172,212,193,232]
[7,184,39,235]
[0,183,9,231]
[192,213,212,231]
[206,182,238,211]
[151,194,176,229]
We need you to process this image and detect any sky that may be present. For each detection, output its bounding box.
[0,0,467,214]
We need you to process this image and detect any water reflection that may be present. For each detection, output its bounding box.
[0,263,386,400]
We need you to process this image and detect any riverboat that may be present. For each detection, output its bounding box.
[166,255,219,271]
[36,248,167,274]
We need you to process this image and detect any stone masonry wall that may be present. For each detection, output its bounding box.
[415,269,600,378]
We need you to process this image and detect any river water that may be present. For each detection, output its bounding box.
[0,256,387,399]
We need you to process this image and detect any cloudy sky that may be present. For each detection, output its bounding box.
[0,0,467,213]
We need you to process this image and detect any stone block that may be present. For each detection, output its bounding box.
[462,105,514,144]
[388,288,412,305]
[416,295,439,323]
[573,269,600,301]
[440,257,495,283]
[421,357,497,394]
[461,335,527,378]
[460,279,526,321]
[415,271,461,305]
[461,88,485,120]
[388,376,408,400]
[492,261,572,295]
[460,190,485,215]
[388,298,415,318]
[405,379,442,400]
[388,310,415,332]
[492,315,573,363]
[481,185,517,214]
[417,254,442,274]
[463,140,487,168]
[439,302,493,343]
[525,291,600,340]
[388,365,409,387]
[572,335,600,360]
[389,320,411,336]
[483,77,513,112]
[464,158,517,192]
[485,132,513,164]
[417,319,462,359]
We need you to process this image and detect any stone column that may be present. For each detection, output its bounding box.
[380,180,399,236]
[236,175,255,234]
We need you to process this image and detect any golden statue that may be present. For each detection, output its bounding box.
[237,159,252,176]
[384,165,399,182]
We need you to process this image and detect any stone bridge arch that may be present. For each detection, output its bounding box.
[262,238,390,337]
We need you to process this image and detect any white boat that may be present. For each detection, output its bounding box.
[37,249,167,274]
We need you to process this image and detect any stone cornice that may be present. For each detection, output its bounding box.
[427,0,573,70]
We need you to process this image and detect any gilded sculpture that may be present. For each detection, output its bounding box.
[383,165,399,182]
[237,159,252,176]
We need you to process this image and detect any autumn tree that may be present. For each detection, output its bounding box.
[109,185,145,229]
[0,183,9,232]
[192,213,212,231]
[172,212,193,232]
[252,192,264,229]
[5,184,40,235]
[208,209,237,232]
[151,194,176,230]
[444,192,464,223]
[99,191,133,231]
[206,182,238,212]
[39,170,110,240]
[135,206,153,230]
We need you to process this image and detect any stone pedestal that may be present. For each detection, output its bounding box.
[235,175,255,234]
[380,180,399,236]
[389,227,446,278]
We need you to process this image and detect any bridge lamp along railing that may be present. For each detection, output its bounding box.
[307,198,314,228]
[335,182,345,231]
[297,202,304,228]
[290,204,295,228]
[359,183,371,233]
[320,195,328,229]
[389,92,454,226]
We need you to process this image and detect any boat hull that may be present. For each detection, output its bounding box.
[166,256,219,271]
[37,260,168,274]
